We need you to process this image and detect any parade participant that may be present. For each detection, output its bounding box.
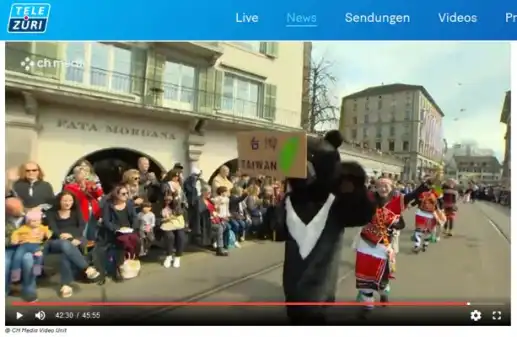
[411,171,444,243]
[355,177,429,314]
[442,179,459,236]
[412,190,446,252]
[273,130,376,323]
[429,169,445,242]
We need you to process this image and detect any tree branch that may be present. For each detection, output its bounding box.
[304,55,339,132]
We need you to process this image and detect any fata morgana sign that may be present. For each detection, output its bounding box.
[56,119,176,140]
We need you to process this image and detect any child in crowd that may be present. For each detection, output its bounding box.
[10,210,52,281]
[229,186,248,242]
[161,191,186,268]
[212,186,237,247]
[138,201,156,257]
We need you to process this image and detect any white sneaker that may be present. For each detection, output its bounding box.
[163,256,173,268]
[212,242,218,249]
[234,241,241,248]
[173,257,181,268]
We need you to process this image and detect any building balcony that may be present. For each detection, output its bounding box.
[160,42,223,64]
[5,47,300,131]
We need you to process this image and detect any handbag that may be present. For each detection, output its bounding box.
[160,214,185,231]
[120,253,141,279]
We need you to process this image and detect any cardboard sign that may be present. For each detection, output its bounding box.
[237,131,307,180]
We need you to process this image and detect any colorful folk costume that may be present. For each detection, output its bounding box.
[412,190,446,252]
[442,180,459,236]
[430,184,444,242]
[355,181,427,314]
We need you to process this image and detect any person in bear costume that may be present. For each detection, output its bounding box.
[273,130,376,323]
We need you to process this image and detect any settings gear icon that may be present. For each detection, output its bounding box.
[470,310,482,321]
[20,57,35,71]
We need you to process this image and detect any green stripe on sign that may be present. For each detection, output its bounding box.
[279,136,300,175]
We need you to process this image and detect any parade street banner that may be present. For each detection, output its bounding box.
[237,131,307,180]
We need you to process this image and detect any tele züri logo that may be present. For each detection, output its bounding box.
[7,3,51,33]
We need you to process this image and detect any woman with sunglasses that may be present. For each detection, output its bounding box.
[122,169,145,212]
[12,162,54,211]
[94,185,139,283]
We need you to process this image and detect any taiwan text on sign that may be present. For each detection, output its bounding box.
[237,131,307,179]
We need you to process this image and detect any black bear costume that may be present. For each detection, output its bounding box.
[274,130,376,323]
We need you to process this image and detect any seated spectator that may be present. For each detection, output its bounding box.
[63,166,103,241]
[138,202,155,257]
[259,185,277,239]
[201,186,229,256]
[212,165,233,193]
[95,185,139,283]
[122,169,145,211]
[246,185,263,233]
[64,159,101,188]
[212,186,240,248]
[9,210,51,282]
[5,196,38,302]
[6,167,19,198]
[161,168,188,225]
[229,186,248,242]
[13,161,54,210]
[272,180,285,202]
[261,185,275,208]
[160,191,186,268]
[46,191,101,297]
[237,174,250,189]
[184,168,203,237]
[137,157,160,203]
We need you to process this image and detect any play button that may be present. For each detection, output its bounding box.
[16,312,23,320]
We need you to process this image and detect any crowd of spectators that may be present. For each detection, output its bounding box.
[5,159,285,301]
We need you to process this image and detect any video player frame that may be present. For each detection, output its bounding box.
[6,304,511,326]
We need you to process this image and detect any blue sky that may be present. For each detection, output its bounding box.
[313,42,511,161]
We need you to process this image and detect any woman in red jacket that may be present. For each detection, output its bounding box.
[63,166,103,241]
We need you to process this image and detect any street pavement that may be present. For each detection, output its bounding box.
[473,201,511,242]
[8,241,286,303]
[8,202,511,315]
[169,203,511,322]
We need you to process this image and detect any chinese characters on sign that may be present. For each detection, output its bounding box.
[237,131,307,180]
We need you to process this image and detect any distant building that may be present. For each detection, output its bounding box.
[447,141,494,157]
[454,155,502,184]
[339,83,445,180]
[444,156,458,180]
[500,90,511,185]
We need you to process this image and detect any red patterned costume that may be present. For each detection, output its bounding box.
[355,179,430,314]
[442,182,459,235]
[355,192,406,302]
[412,190,445,251]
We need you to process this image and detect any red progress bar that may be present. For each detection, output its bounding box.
[11,301,469,307]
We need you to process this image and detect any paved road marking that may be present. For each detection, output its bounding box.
[486,218,509,243]
[473,203,511,243]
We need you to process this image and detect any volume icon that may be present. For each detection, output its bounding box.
[35,311,46,320]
